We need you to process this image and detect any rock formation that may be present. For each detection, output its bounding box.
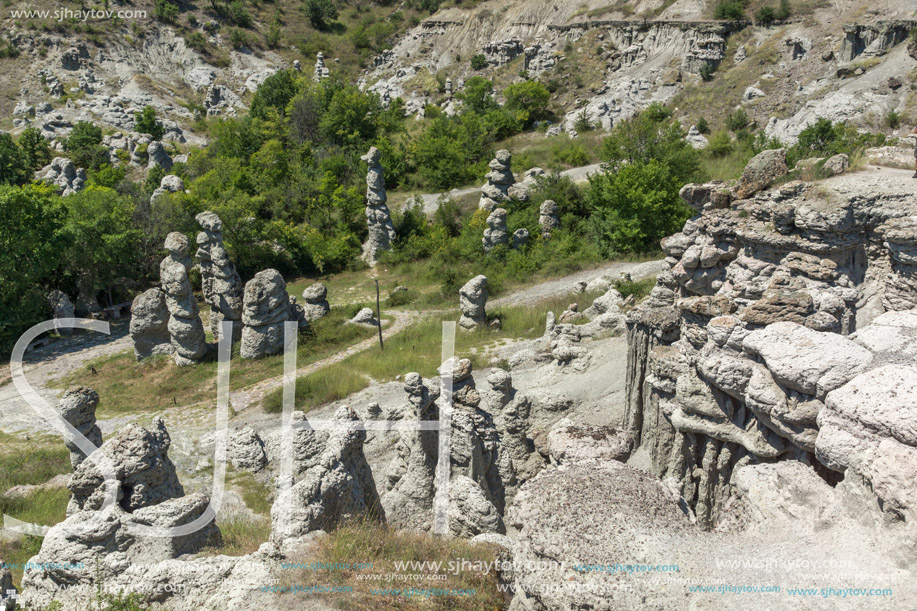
[360,147,397,265]
[271,406,382,542]
[147,141,173,171]
[58,386,102,470]
[301,282,330,322]
[478,150,516,211]
[538,199,559,238]
[229,426,268,473]
[68,417,184,513]
[546,418,633,465]
[21,417,221,611]
[512,228,529,249]
[625,160,917,529]
[160,232,207,366]
[313,52,330,81]
[382,373,440,530]
[36,157,86,196]
[348,307,379,326]
[195,211,244,342]
[482,208,508,252]
[48,289,75,336]
[241,269,293,360]
[0,564,13,610]
[129,287,173,361]
[150,174,184,204]
[458,275,488,330]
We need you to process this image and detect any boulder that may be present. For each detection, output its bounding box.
[229,426,268,472]
[348,307,378,326]
[546,418,634,464]
[479,150,517,211]
[129,287,173,360]
[538,199,559,238]
[301,283,331,322]
[195,211,243,342]
[735,148,788,199]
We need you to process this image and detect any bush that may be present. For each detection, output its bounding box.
[775,0,791,20]
[229,28,248,49]
[714,0,746,19]
[0,134,27,186]
[306,0,338,29]
[265,22,282,48]
[135,105,165,140]
[228,1,252,27]
[696,117,710,134]
[707,131,734,158]
[886,110,902,130]
[726,108,750,132]
[503,80,551,124]
[460,76,497,114]
[787,117,886,167]
[699,63,715,81]
[250,70,298,120]
[185,31,207,52]
[153,0,179,23]
[573,108,594,132]
[756,6,776,23]
[470,53,487,70]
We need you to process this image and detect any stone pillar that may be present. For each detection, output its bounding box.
[459,275,488,331]
[479,149,516,211]
[482,208,508,252]
[58,386,102,469]
[160,232,207,366]
[195,211,244,342]
[129,287,173,360]
[360,147,397,266]
[241,269,291,359]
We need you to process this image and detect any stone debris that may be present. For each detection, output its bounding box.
[130,287,173,361]
[48,289,75,336]
[482,208,509,252]
[301,282,331,322]
[479,150,516,211]
[229,426,268,473]
[241,269,293,360]
[195,211,244,342]
[35,157,86,196]
[271,406,382,542]
[58,386,102,470]
[539,199,560,238]
[458,275,488,331]
[160,232,207,366]
[360,147,397,265]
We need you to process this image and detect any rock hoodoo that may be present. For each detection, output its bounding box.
[129,287,173,361]
[538,199,559,238]
[241,269,294,360]
[160,232,207,366]
[360,146,397,265]
[195,211,244,342]
[58,386,102,470]
[300,282,330,322]
[478,149,516,211]
[482,208,508,252]
[459,275,488,330]
[625,163,917,529]
[313,52,330,81]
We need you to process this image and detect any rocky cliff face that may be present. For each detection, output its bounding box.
[625,161,917,529]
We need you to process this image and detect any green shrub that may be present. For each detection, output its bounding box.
[153,0,179,23]
[714,0,746,19]
[696,117,710,134]
[185,31,207,52]
[756,6,776,23]
[726,108,750,132]
[886,110,901,130]
[699,63,715,81]
[707,131,734,158]
[306,0,338,29]
[228,0,252,27]
[470,53,487,70]
[229,28,248,49]
[775,0,791,20]
[134,105,165,140]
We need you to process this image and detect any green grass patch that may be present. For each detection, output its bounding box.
[206,514,272,557]
[54,309,377,415]
[279,519,504,610]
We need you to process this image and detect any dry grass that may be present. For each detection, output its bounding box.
[277,520,505,610]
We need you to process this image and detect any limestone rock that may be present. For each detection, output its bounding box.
[735,148,788,199]
[146,141,173,171]
[271,407,382,541]
[547,418,634,465]
[349,307,378,326]
[539,199,560,238]
[241,269,292,359]
[130,287,173,361]
[195,211,244,342]
[822,153,849,176]
[160,232,207,366]
[36,157,87,196]
[482,208,508,252]
[479,150,517,211]
[301,283,331,322]
[313,52,330,81]
[229,426,268,472]
[512,228,529,249]
[68,417,184,514]
[150,174,184,204]
[458,275,488,330]
[360,147,396,265]
[448,475,504,538]
[58,386,102,470]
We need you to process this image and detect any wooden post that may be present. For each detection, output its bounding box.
[375,279,384,351]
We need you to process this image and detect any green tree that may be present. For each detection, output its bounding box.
[726,108,750,132]
[414,113,492,189]
[470,54,487,70]
[153,0,179,23]
[318,84,383,148]
[585,160,691,255]
[714,0,746,19]
[250,70,299,120]
[0,185,64,351]
[64,121,109,170]
[18,127,52,171]
[135,106,165,140]
[460,76,497,115]
[306,0,338,29]
[0,133,27,185]
[503,80,551,124]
